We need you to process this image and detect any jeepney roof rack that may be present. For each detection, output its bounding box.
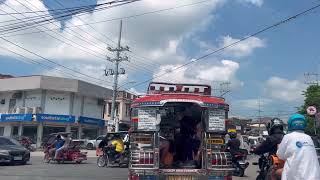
[147,82,212,96]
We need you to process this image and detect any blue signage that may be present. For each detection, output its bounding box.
[78,116,105,127]
[0,114,33,122]
[36,114,75,123]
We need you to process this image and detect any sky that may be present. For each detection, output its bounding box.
[0,0,319,120]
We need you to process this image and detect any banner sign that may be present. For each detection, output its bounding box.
[208,110,225,132]
[36,114,75,123]
[79,116,105,127]
[0,114,33,122]
[138,108,157,130]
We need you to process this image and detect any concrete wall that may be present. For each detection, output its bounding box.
[73,95,82,117]
[25,90,42,108]
[83,97,103,119]
[44,91,71,115]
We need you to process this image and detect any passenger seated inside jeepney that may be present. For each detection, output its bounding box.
[159,103,203,169]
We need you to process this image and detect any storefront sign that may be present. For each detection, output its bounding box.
[208,110,225,132]
[0,114,33,122]
[78,116,105,127]
[36,114,75,123]
[138,108,157,130]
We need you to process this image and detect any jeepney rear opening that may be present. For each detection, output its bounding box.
[129,82,234,180]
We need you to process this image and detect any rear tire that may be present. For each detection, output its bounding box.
[86,143,94,150]
[97,156,107,167]
[256,174,265,180]
[239,168,245,177]
[43,154,50,163]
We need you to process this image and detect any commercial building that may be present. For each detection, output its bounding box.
[104,91,137,131]
[0,75,112,147]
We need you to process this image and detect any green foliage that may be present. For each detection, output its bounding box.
[299,85,320,136]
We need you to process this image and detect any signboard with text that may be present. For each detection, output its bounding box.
[208,110,225,132]
[79,116,105,127]
[0,114,33,122]
[138,108,157,131]
[36,114,75,123]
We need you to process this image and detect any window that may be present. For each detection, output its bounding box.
[108,102,119,116]
[150,86,155,90]
[169,87,174,92]
[160,87,164,91]
[12,126,19,137]
[96,136,105,141]
[0,137,17,145]
[0,127,4,136]
[184,88,189,92]
[125,104,131,117]
[194,88,199,92]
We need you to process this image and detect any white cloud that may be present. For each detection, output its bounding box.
[0,0,226,73]
[238,0,264,7]
[265,76,307,102]
[152,59,244,94]
[232,98,272,110]
[220,36,265,57]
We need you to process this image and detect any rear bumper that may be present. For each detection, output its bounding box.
[0,153,30,163]
[129,168,234,179]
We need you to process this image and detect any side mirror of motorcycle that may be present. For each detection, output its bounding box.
[252,162,258,165]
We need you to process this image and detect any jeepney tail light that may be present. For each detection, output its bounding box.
[211,159,221,165]
[130,175,139,180]
[139,157,154,164]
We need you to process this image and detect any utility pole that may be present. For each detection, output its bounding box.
[258,99,263,136]
[304,73,319,86]
[219,82,231,97]
[105,20,129,132]
[304,72,319,135]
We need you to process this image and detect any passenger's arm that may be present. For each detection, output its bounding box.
[277,135,288,160]
[253,137,273,155]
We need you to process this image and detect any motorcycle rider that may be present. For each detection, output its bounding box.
[226,130,242,169]
[277,114,320,180]
[251,118,284,155]
[109,134,125,162]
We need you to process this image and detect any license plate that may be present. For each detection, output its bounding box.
[207,138,224,144]
[167,176,194,180]
[13,156,22,160]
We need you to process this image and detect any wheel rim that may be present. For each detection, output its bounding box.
[97,156,106,167]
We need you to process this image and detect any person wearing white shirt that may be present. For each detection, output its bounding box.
[277,114,320,180]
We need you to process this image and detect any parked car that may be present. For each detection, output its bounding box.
[86,135,105,150]
[0,136,30,165]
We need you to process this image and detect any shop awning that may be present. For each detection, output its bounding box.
[0,114,33,122]
[36,114,75,123]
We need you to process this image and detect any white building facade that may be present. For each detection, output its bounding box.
[0,76,112,147]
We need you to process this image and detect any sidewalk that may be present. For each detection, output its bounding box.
[31,150,97,158]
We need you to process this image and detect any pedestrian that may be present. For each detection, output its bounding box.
[277,114,320,180]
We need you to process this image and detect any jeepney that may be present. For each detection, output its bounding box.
[129,82,234,180]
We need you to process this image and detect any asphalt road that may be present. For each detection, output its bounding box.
[0,154,259,180]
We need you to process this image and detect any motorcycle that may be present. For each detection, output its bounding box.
[16,136,36,152]
[43,132,88,164]
[252,154,270,180]
[97,146,129,168]
[232,149,250,177]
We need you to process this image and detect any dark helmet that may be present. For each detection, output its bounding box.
[56,135,61,140]
[229,132,237,139]
[267,118,284,134]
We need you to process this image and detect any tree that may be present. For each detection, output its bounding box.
[299,85,320,135]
